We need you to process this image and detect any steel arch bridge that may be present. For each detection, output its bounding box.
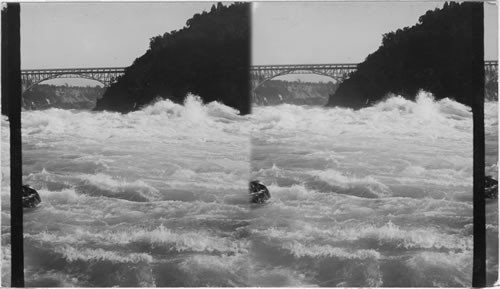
[484,60,498,76]
[250,63,358,91]
[21,67,125,93]
[21,61,497,94]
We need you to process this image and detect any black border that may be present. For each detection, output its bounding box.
[2,2,25,287]
[472,2,486,287]
[1,1,489,287]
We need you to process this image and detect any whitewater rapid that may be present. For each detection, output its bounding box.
[249,91,497,286]
[1,92,498,286]
[2,95,252,286]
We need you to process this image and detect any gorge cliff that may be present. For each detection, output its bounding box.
[327,2,484,109]
[94,3,250,114]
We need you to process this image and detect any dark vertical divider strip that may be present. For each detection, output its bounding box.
[3,2,24,287]
[247,2,252,115]
[1,5,9,116]
[472,2,485,287]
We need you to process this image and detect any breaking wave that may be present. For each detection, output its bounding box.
[2,91,496,287]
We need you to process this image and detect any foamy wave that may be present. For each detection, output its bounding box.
[135,94,243,123]
[78,173,157,192]
[254,163,285,178]
[167,168,248,191]
[246,265,313,287]
[254,221,471,251]
[22,108,77,135]
[2,244,11,264]
[181,254,246,272]
[136,95,207,122]
[28,224,248,255]
[179,253,249,286]
[406,251,472,286]
[265,183,318,202]
[77,173,160,201]
[24,270,83,287]
[285,241,381,260]
[206,101,243,121]
[370,91,471,121]
[399,165,472,186]
[348,221,471,250]
[252,91,475,144]
[56,246,152,263]
[310,169,390,197]
[107,225,248,254]
[39,188,84,204]
[1,245,11,287]
[21,94,249,144]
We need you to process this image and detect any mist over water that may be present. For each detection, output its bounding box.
[1,92,497,286]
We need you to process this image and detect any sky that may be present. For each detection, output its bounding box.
[252,1,498,65]
[21,2,215,69]
[20,1,498,84]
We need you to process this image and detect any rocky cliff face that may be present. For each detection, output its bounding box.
[254,80,338,106]
[23,84,105,110]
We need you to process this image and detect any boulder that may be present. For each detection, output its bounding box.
[22,185,41,208]
[485,176,498,199]
[249,180,270,204]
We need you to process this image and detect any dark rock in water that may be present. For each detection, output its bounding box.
[485,176,498,199]
[22,185,41,208]
[249,180,270,204]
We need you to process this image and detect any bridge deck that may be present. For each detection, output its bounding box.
[21,61,496,74]
[21,67,126,75]
[250,64,358,71]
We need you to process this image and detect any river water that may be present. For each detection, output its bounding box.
[1,92,498,286]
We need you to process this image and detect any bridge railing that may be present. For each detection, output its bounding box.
[21,61,496,74]
[250,64,358,71]
[21,67,126,75]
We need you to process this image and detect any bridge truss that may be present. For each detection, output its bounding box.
[250,63,358,91]
[21,67,125,93]
[20,61,497,94]
[485,60,498,76]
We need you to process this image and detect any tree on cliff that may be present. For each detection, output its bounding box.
[327,2,484,109]
[94,2,250,114]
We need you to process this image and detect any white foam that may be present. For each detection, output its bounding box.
[77,173,160,201]
[107,224,249,254]
[253,220,471,252]
[285,241,381,260]
[310,169,390,197]
[27,224,249,255]
[56,245,153,263]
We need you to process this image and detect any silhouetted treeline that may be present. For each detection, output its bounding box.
[23,84,105,110]
[95,3,250,114]
[328,2,484,109]
[254,80,338,106]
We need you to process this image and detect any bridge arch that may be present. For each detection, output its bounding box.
[21,68,125,94]
[21,62,497,95]
[251,69,345,91]
[23,74,107,93]
[250,64,357,92]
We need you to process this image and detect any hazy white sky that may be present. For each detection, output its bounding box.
[253,1,498,64]
[20,1,497,84]
[21,2,216,69]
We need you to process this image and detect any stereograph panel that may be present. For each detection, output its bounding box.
[1,1,497,287]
